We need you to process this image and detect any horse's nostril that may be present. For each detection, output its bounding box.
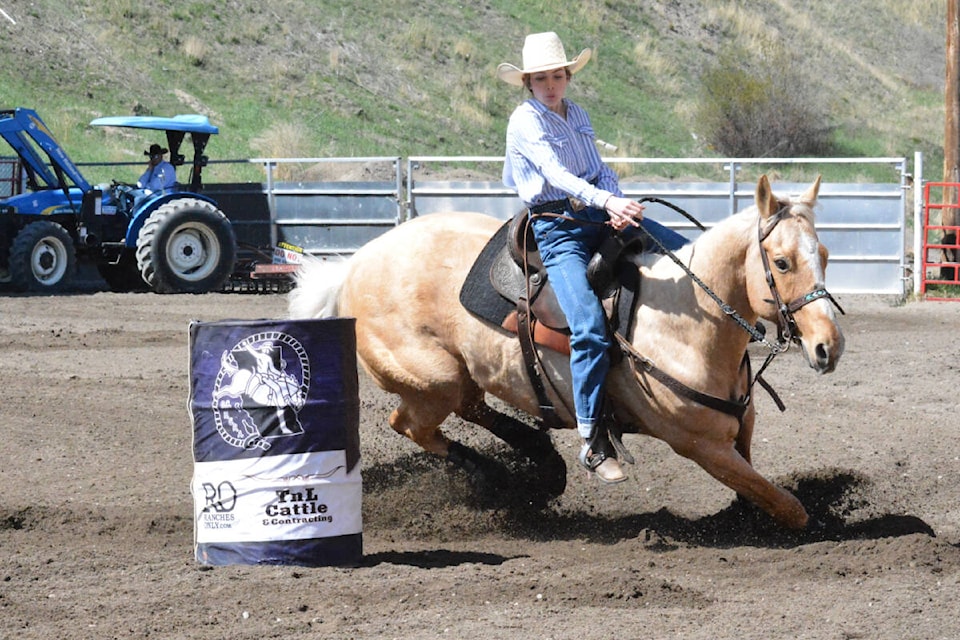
[816,343,829,364]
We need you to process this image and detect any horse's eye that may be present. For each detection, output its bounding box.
[774,258,790,272]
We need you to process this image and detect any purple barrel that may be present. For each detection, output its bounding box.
[189,318,362,566]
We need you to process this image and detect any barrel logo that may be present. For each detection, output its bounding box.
[211,331,310,450]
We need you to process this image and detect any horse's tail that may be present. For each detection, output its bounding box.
[288,255,349,319]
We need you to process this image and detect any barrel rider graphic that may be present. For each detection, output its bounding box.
[212,332,310,450]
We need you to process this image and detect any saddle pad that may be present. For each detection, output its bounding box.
[459,220,516,327]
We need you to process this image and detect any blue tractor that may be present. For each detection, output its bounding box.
[0,107,236,293]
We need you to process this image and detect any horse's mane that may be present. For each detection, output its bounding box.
[718,192,815,229]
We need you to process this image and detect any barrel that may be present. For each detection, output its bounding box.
[188,318,362,566]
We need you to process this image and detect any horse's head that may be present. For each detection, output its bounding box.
[746,175,845,373]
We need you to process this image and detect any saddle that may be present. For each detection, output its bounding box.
[459,211,641,430]
[489,213,570,353]
[461,211,640,356]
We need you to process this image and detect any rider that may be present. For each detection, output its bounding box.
[498,31,689,483]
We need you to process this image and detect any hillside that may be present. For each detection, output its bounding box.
[0,0,948,181]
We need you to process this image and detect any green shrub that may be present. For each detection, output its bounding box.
[695,43,832,157]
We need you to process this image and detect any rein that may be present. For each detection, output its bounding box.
[529,196,844,422]
[627,198,845,418]
[635,197,785,353]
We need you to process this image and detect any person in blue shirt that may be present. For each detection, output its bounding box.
[137,143,177,193]
[498,31,689,484]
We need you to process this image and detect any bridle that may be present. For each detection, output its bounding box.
[527,197,845,422]
[756,206,845,348]
[637,197,844,356]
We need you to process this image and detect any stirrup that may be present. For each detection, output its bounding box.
[578,442,605,471]
[578,441,627,484]
[586,233,626,298]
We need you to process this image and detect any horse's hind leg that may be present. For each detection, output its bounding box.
[387,394,456,456]
[386,391,518,502]
[384,380,499,467]
[457,387,567,496]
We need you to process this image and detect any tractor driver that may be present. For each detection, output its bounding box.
[137,143,177,193]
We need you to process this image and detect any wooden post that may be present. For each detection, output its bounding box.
[946,0,960,272]
[946,0,959,225]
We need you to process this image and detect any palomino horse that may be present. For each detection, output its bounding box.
[289,176,845,529]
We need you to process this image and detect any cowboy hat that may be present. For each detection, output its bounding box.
[497,32,591,87]
[144,143,168,156]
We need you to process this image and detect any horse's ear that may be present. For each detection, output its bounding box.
[800,175,822,205]
[755,174,778,220]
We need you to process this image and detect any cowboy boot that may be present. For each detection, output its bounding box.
[577,425,626,484]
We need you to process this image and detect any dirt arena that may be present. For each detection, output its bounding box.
[1,287,957,639]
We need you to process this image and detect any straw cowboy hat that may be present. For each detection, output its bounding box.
[497,32,591,87]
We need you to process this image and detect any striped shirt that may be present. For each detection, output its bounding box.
[503,98,620,209]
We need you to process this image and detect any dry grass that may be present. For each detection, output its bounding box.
[569,0,607,33]
[454,38,476,62]
[251,122,313,179]
[402,20,444,58]
[452,94,492,129]
[632,36,682,95]
[884,0,945,24]
[183,36,207,67]
[705,3,770,55]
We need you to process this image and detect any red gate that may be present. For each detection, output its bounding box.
[921,182,960,300]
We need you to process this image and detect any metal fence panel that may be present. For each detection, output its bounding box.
[406,159,908,296]
[208,157,403,257]
[105,156,910,295]
[408,181,520,220]
[272,182,400,254]
[919,181,960,300]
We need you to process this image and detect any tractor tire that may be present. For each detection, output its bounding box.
[9,221,77,292]
[96,252,150,292]
[136,198,237,294]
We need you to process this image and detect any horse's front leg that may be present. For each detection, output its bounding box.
[668,405,808,529]
[735,402,756,465]
[670,428,807,529]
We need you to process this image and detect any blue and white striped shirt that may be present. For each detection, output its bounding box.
[503,98,620,209]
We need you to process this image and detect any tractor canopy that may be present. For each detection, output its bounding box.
[90,114,219,191]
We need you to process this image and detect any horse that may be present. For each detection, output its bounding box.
[288,175,845,529]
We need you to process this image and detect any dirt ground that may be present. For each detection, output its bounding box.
[1,286,958,640]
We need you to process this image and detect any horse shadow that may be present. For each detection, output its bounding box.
[361,451,935,552]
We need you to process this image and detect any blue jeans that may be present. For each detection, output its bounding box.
[530,204,688,438]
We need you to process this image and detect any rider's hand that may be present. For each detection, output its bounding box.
[604,196,644,231]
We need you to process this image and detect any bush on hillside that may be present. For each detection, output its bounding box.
[694,43,833,157]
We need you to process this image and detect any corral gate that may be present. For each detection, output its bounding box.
[918,181,960,300]
[406,156,909,296]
